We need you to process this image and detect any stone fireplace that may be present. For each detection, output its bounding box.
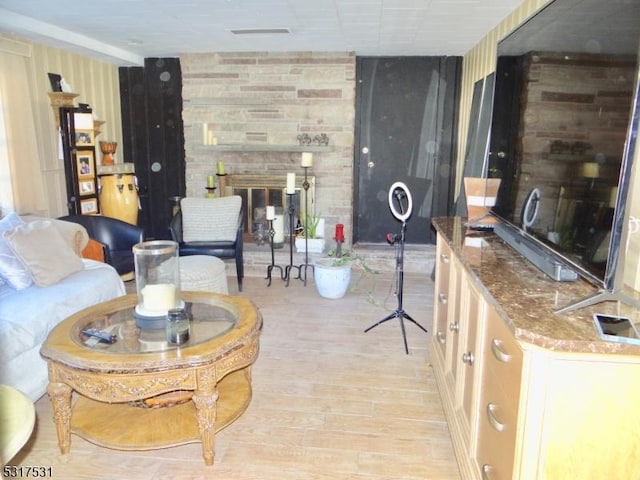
[180,51,356,243]
[179,51,433,275]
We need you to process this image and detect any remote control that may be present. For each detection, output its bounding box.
[81,328,117,344]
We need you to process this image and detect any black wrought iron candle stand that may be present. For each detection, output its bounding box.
[265,219,284,286]
[284,193,301,286]
[296,166,314,285]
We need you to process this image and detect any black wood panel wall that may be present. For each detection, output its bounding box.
[119,58,186,240]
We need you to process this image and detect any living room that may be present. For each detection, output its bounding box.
[3,0,640,478]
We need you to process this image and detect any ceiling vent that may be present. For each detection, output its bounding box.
[230,28,291,35]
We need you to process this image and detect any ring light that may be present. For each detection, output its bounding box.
[521,188,541,230]
[388,182,412,222]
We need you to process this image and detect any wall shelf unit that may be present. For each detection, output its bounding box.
[196,145,332,153]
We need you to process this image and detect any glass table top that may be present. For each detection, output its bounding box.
[73,301,237,354]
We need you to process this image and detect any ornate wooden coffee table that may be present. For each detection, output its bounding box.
[40,292,262,465]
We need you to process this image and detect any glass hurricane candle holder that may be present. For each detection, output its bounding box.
[133,240,182,329]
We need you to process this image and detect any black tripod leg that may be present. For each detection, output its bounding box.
[403,311,428,334]
[364,311,398,333]
[399,316,409,354]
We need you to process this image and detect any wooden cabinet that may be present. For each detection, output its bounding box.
[432,226,640,480]
[432,239,484,480]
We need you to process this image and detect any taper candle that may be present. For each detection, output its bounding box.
[286,173,296,194]
[301,152,313,167]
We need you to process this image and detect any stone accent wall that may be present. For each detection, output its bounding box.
[180,51,356,243]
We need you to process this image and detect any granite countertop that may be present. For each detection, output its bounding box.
[432,217,640,356]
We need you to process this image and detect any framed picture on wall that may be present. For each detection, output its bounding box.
[79,180,95,196]
[76,151,94,178]
[80,198,98,215]
[75,130,94,146]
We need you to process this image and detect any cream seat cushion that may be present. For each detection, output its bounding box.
[179,255,228,295]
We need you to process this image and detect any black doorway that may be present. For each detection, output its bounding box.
[354,56,461,245]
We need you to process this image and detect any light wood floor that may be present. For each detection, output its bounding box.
[13,270,460,480]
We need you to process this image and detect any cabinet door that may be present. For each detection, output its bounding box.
[433,241,452,362]
[444,255,463,392]
[455,276,483,441]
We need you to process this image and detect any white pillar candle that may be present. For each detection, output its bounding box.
[266,205,275,220]
[286,173,296,194]
[301,152,313,167]
[202,123,208,145]
[141,283,176,312]
[273,214,285,243]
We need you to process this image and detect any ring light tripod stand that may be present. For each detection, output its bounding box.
[364,182,428,354]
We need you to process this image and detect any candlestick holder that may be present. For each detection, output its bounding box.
[205,186,216,198]
[217,173,228,197]
[265,219,285,286]
[284,193,301,286]
[296,166,314,285]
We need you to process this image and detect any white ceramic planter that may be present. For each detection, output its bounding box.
[313,258,351,299]
[295,237,325,253]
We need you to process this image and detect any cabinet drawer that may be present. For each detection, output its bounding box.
[484,311,523,392]
[433,242,453,359]
[476,311,523,480]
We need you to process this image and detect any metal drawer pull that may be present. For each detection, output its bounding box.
[462,351,474,365]
[440,253,449,263]
[449,322,459,332]
[437,331,446,344]
[491,338,512,363]
[481,464,494,480]
[486,402,506,432]
[438,293,448,304]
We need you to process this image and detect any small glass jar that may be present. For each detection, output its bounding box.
[166,308,190,345]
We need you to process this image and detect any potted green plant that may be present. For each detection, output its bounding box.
[313,247,378,300]
[295,213,325,253]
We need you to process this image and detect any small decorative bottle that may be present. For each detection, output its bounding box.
[166,307,190,345]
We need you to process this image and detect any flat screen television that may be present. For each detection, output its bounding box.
[486,0,640,313]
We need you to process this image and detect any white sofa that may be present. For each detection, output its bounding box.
[0,214,126,401]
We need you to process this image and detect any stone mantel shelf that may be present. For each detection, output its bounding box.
[197,145,332,153]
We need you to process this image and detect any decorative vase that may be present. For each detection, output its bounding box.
[313,258,351,299]
[99,141,117,166]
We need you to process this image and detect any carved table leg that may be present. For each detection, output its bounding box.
[192,388,219,466]
[47,382,73,454]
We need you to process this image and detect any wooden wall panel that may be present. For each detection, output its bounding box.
[1,34,122,217]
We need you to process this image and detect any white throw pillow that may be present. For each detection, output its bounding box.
[0,212,32,290]
[3,220,84,287]
[181,196,242,243]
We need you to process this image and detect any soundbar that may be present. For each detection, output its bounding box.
[493,222,579,282]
